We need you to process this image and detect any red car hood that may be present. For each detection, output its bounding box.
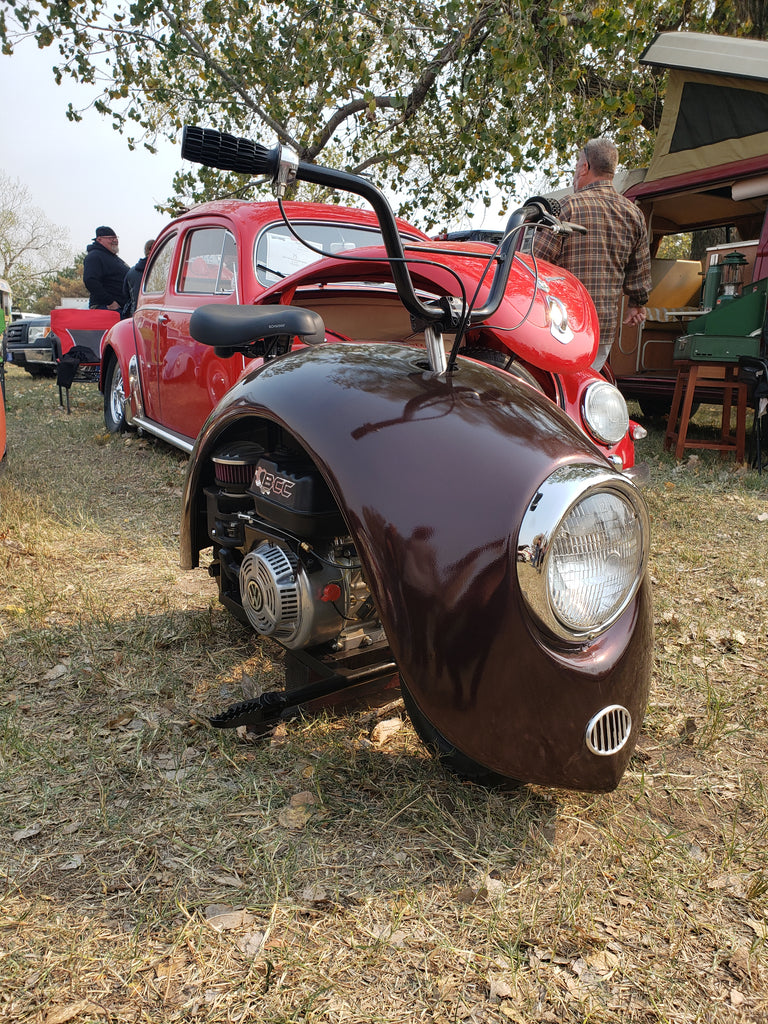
[255,241,599,372]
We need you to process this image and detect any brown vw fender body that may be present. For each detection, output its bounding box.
[181,343,652,791]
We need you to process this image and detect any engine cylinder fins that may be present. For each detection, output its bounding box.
[239,542,303,643]
[212,442,267,491]
[585,704,632,756]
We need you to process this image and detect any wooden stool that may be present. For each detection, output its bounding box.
[664,361,749,461]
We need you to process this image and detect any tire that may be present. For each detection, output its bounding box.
[464,346,543,392]
[104,355,127,433]
[400,678,516,787]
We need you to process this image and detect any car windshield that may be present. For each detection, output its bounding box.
[254,222,390,286]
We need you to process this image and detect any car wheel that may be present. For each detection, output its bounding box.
[400,678,516,787]
[465,346,543,391]
[104,356,127,433]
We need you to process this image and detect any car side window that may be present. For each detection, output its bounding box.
[178,228,238,296]
[143,235,177,295]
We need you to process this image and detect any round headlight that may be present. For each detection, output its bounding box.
[582,381,629,445]
[517,465,648,641]
[548,491,644,632]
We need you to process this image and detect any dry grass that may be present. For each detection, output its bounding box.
[1,364,767,1024]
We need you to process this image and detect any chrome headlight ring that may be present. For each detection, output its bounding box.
[517,464,649,642]
[582,380,629,445]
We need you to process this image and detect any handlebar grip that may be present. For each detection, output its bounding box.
[181,125,281,177]
[522,195,562,220]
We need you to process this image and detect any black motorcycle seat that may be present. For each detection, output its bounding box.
[190,303,326,349]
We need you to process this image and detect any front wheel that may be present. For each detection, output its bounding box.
[400,678,516,787]
[104,355,127,433]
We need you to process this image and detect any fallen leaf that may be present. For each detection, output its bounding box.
[500,1006,526,1021]
[155,955,187,980]
[488,974,513,1000]
[585,950,619,974]
[59,854,84,871]
[279,801,314,829]
[369,924,406,946]
[44,1001,95,1024]
[106,713,133,729]
[44,663,68,681]
[455,886,479,904]
[237,929,266,956]
[204,904,255,931]
[160,767,193,783]
[289,791,317,807]
[211,872,245,888]
[301,883,329,903]
[370,717,404,744]
[13,823,42,842]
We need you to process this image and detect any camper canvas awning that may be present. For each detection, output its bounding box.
[640,32,768,184]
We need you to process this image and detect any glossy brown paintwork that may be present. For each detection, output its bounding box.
[182,343,652,791]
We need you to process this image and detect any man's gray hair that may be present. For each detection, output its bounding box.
[583,138,618,176]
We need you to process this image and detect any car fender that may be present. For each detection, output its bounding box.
[100,319,142,422]
[182,342,652,790]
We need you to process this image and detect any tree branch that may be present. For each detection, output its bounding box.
[305,2,496,162]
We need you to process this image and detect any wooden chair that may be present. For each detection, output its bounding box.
[664,360,749,461]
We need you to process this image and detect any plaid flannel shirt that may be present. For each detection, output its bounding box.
[533,180,652,350]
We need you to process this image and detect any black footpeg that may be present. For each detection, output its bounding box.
[208,648,398,732]
[209,691,290,731]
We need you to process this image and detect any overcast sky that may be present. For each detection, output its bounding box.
[0,42,179,269]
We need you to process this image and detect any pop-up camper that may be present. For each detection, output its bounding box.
[609,32,768,415]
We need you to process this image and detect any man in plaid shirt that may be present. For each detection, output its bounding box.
[533,137,652,371]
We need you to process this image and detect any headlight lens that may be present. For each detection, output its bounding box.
[582,381,629,444]
[517,465,648,640]
[548,491,643,631]
[28,325,50,343]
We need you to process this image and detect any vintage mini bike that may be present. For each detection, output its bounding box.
[179,126,652,791]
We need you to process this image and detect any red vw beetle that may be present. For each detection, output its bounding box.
[101,201,431,450]
[100,199,643,474]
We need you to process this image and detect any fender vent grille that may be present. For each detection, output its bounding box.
[586,705,632,756]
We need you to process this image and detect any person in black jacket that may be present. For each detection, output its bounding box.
[123,238,155,318]
[83,226,129,312]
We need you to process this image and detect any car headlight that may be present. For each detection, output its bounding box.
[582,380,629,445]
[27,326,50,343]
[517,464,649,641]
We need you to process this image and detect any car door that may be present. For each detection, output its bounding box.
[158,224,245,438]
[133,232,178,422]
